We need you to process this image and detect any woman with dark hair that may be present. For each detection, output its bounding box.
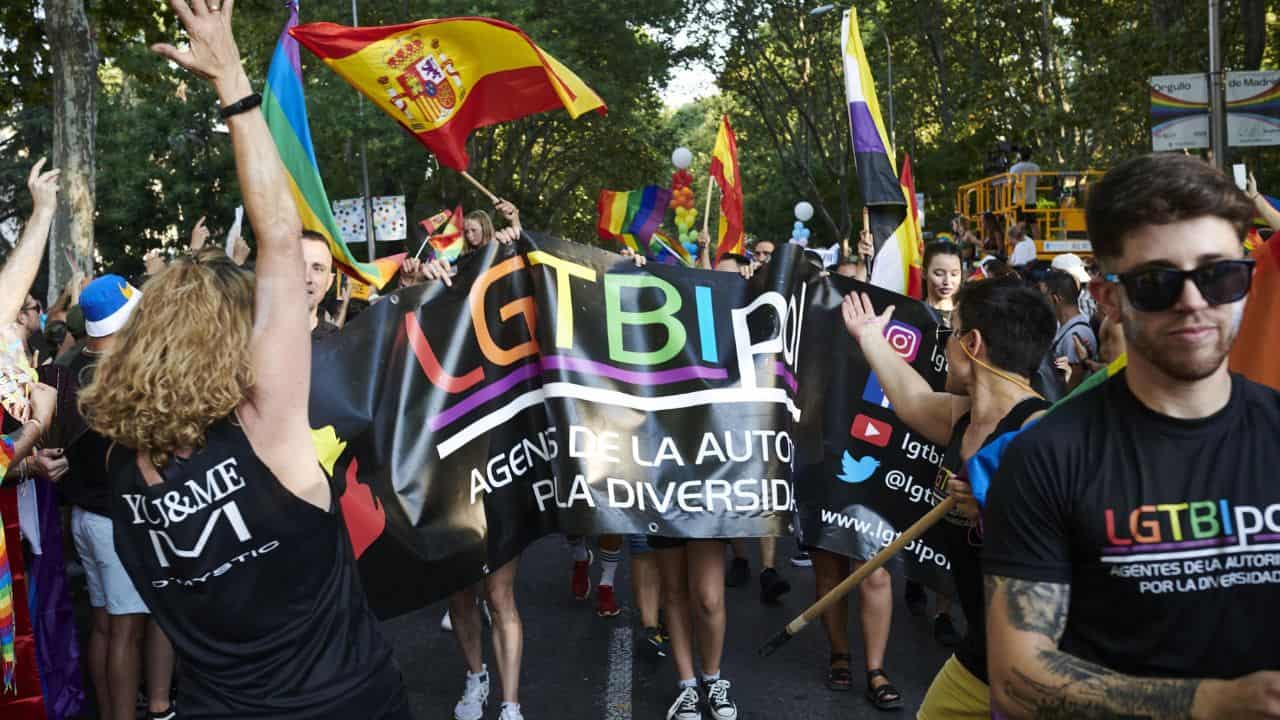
[921,240,964,329]
[79,3,409,717]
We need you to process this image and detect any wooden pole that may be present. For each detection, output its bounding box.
[459,170,500,205]
[701,174,715,235]
[759,496,957,656]
[861,206,874,275]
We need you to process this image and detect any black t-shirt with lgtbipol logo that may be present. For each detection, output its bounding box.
[983,371,1280,678]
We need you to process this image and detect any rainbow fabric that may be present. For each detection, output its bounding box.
[649,230,694,267]
[0,433,15,692]
[969,354,1128,506]
[291,17,606,171]
[596,187,672,255]
[262,2,403,289]
[422,205,464,262]
[709,115,744,265]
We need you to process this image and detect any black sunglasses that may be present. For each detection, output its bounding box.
[1104,259,1255,312]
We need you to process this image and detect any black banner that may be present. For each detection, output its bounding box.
[310,236,953,618]
[793,276,956,594]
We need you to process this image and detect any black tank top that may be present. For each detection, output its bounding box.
[108,417,404,718]
[940,397,1049,683]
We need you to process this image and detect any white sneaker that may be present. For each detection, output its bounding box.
[705,678,738,720]
[666,686,700,720]
[441,609,453,632]
[497,703,524,720]
[453,666,489,720]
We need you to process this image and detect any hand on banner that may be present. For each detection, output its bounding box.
[28,158,61,214]
[946,476,979,520]
[738,263,754,280]
[494,199,521,234]
[841,291,894,346]
[422,258,453,287]
[190,214,209,250]
[495,226,519,245]
[150,0,243,90]
[618,246,647,267]
[399,257,425,288]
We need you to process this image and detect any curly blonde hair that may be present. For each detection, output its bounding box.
[79,253,255,466]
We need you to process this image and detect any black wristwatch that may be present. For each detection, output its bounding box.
[219,92,263,119]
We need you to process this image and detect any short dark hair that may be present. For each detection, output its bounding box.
[1086,154,1255,263]
[955,278,1056,378]
[1040,269,1079,306]
[301,230,330,248]
[923,240,962,271]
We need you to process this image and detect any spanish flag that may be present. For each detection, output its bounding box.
[262,3,404,288]
[291,17,607,171]
[710,115,745,265]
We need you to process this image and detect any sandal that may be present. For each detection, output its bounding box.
[826,652,852,692]
[865,668,904,711]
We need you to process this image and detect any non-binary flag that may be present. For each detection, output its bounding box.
[841,5,911,294]
[710,115,745,265]
[291,17,606,171]
[596,187,671,255]
[261,2,403,288]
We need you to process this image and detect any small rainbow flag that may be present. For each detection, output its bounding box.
[650,230,694,267]
[596,186,672,255]
[262,2,403,289]
[421,205,464,262]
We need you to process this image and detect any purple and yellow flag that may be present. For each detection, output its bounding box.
[262,3,403,288]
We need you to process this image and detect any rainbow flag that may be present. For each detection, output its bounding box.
[969,354,1128,506]
[596,187,672,255]
[710,115,744,265]
[421,205,464,262]
[263,3,403,289]
[1230,231,1280,390]
[291,17,606,171]
[0,433,15,692]
[650,230,694,267]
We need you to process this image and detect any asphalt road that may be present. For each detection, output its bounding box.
[385,535,955,719]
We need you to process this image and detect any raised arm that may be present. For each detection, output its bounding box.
[151,0,305,426]
[1246,173,1280,231]
[841,291,964,445]
[0,161,60,323]
[984,575,1280,719]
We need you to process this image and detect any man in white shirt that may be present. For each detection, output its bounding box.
[1008,150,1040,207]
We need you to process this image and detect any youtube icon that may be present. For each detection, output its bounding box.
[851,414,892,448]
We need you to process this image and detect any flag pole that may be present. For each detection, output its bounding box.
[352,0,376,263]
[759,496,957,657]
[861,206,874,274]
[459,171,500,205]
[701,175,715,235]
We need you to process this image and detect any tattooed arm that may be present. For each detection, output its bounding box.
[985,575,1280,719]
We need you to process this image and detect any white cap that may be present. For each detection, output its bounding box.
[1051,253,1091,286]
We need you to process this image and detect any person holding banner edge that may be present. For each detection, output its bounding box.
[78,2,411,718]
[841,276,1057,719]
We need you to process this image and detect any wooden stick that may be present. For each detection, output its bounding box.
[459,170,499,205]
[701,174,715,235]
[759,496,957,657]
[861,206,874,275]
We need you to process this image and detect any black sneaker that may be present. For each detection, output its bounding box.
[643,625,670,657]
[704,678,739,720]
[789,551,813,568]
[725,557,750,588]
[933,612,960,648]
[759,568,791,604]
[665,686,700,720]
[904,580,927,617]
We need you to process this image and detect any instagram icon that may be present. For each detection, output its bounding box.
[883,321,922,362]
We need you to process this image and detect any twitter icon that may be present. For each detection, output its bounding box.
[837,451,880,484]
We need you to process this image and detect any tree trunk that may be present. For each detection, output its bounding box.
[45,0,98,302]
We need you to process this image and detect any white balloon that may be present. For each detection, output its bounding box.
[794,201,815,222]
[672,147,693,170]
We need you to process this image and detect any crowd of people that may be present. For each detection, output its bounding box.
[0,2,1277,720]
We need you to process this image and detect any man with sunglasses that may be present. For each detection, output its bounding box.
[983,154,1280,719]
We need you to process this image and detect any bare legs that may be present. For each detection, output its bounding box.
[450,557,522,704]
[145,619,175,713]
[658,540,728,682]
[811,549,894,691]
[106,613,147,720]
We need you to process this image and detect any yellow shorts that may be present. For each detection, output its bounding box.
[918,655,991,720]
